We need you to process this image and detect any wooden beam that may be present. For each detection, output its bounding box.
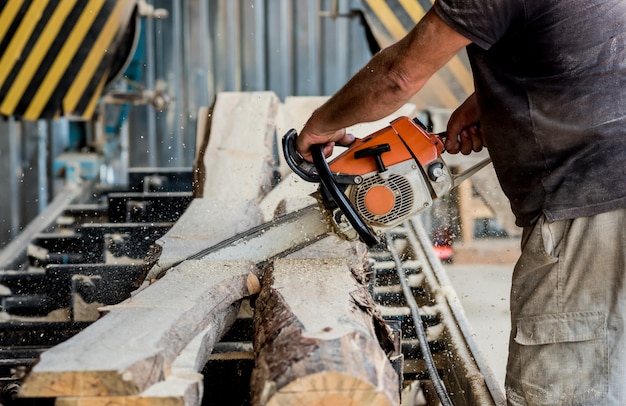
[251,245,399,405]
[53,301,245,406]
[19,260,259,398]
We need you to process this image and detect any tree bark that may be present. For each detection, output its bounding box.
[251,248,399,406]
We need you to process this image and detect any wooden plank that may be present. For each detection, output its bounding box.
[258,173,318,221]
[19,260,259,398]
[144,199,266,281]
[198,91,278,200]
[251,246,399,405]
[54,301,244,406]
[153,91,279,274]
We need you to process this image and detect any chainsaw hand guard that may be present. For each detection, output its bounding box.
[282,129,320,182]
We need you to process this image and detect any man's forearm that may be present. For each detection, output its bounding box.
[304,8,470,134]
[305,47,422,133]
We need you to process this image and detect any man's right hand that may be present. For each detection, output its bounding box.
[295,124,355,162]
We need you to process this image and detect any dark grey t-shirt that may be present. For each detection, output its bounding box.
[434,0,626,226]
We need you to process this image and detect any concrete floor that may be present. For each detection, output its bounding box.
[443,238,519,393]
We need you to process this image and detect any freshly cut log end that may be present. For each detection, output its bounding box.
[267,371,396,406]
[251,258,399,406]
[257,335,399,406]
[53,375,202,406]
[19,369,151,398]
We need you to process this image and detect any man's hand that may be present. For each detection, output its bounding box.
[445,93,485,155]
[295,124,355,162]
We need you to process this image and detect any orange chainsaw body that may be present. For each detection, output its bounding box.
[329,116,444,175]
[282,115,489,246]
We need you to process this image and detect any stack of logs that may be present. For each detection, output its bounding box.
[17,92,420,405]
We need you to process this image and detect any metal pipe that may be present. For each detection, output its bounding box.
[169,0,183,166]
[36,120,48,213]
[144,13,157,167]
[8,118,20,239]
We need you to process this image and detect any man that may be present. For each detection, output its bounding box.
[295,1,626,405]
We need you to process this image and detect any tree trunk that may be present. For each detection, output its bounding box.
[251,244,399,406]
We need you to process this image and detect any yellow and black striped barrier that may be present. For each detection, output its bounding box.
[0,0,136,120]
[360,0,474,108]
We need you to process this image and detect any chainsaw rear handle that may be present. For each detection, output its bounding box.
[310,143,380,247]
[282,129,320,182]
[437,127,493,188]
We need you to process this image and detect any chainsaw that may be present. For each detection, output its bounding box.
[156,116,491,272]
[282,116,491,247]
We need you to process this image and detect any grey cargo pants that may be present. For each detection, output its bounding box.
[505,208,626,406]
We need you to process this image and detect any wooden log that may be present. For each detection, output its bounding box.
[19,260,259,398]
[251,246,399,406]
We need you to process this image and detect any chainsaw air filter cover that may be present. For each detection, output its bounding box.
[348,160,433,228]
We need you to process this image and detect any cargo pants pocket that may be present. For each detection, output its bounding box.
[512,311,608,405]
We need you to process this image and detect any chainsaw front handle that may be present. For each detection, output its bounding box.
[282,129,320,182]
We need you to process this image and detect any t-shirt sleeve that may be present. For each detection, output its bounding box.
[433,0,526,50]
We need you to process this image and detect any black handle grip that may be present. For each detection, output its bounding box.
[354,143,391,173]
